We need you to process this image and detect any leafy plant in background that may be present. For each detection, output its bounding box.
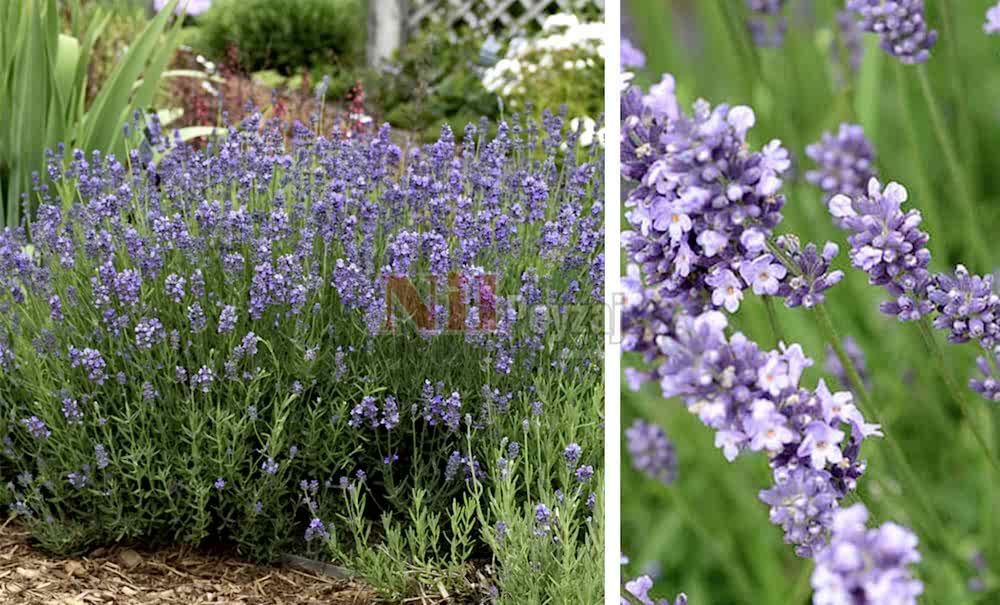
[193,0,362,76]
[482,13,605,131]
[368,19,499,143]
[0,0,183,228]
[622,0,1000,603]
[0,106,604,602]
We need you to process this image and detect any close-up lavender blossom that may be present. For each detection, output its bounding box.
[621,3,1000,600]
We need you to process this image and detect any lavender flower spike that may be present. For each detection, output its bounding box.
[805,123,878,205]
[829,179,933,321]
[622,575,688,605]
[625,419,678,485]
[985,2,1000,35]
[812,503,923,605]
[847,0,937,64]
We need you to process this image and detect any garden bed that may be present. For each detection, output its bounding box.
[0,521,375,604]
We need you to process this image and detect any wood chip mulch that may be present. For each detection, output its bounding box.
[0,520,378,604]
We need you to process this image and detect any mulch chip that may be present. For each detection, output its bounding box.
[0,520,378,604]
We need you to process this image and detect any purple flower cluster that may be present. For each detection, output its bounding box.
[806,123,878,205]
[746,0,787,48]
[987,2,1000,35]
[773,236,844,309]
[625,419,677,486]
[622,575,687,605]
[829,180,932,321]
[656,311,881,556]
[622,37,646,69]
[835,11,866,75]
[622,78,791,316]
[847,0,937,64]
[811,503,923,604]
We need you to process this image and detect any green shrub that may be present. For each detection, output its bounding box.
[368,20,499,137]
[196,0,363,75]
[0,111,604,601]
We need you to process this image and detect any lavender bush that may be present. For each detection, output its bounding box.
[0,106,604,601]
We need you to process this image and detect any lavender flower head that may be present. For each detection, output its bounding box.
[987,2,1000,35]
[622,77,791,316]
[625,419,678,485]
[746,0,788,48]
[773,236,845,309]
[847,0,937,64]
[655,311,882,555]
[622,575,688,605]
[928,265,1000,346]
[622,37,646,69]
[806,123,878,205]
[811,503,923,605]
[829,179,933,321]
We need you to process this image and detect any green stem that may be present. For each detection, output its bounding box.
[915,65,990,267]
[762,295,785,345]
[813,304,952,555]
[916,317,998,472]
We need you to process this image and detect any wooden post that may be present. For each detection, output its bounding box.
[367,0,407,67]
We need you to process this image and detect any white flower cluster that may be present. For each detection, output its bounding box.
[481,13,605,99]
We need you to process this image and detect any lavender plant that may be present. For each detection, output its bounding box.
[620,73,927,601]
[0,105,604,601]
[625,3,1000,603]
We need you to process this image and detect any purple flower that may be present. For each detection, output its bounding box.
[218,305,238,334]
[829,180,933,321]
[261,457,279,475]
[847,0,937,64]
[971,347,1000,402]
[622,37,646,69]
[987,2,1000,35]
[621,575,688,605]
[811,504,923,604]
[622,81,790,314]
[806,123,878,204]
[928,265,1000,346]
[739,254,787,296]
[62,398,84,425]
[774,237,844,309]
[21,416,51,439]
[575,465,594,483]
[625,419,677,485]
[135,317,166,350]
[304,518,330,542]
[214,478,226,490]
[563,443,582,466]
[95,444,109,469]
[69,346,107,384]
[192,366,214,393]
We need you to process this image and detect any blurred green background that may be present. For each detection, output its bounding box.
[622,1,1000,604]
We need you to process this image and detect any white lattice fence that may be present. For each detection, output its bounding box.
[367,0,601,66]
[405,0,580,32]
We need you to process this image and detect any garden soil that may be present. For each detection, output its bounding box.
[0,521,378,604]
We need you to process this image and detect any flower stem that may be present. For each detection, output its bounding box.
[915,65,990,267]
[762,296,785,345]
[916,317,998,472]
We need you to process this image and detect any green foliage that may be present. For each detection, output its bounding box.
[195,0,363,75]
[368,20,498,138]
[623,1,1000,604]
[0,0,183,227]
